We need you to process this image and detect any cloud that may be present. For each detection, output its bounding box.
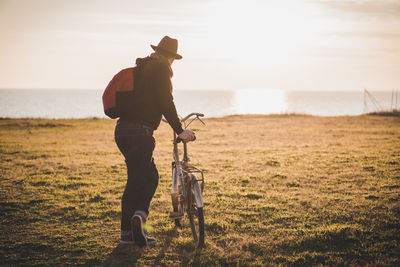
[315,0,400,19]
[312,0,400,53]
[322,30,400,39]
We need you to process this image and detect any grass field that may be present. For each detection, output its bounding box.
[1,114,399,266]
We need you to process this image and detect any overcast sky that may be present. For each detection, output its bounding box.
[0,0,399,91]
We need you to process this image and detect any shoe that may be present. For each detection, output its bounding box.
[120,232,156,246]
[144,231,157,246]
[131,214,148,247]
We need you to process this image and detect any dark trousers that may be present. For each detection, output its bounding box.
[114,121,159,231]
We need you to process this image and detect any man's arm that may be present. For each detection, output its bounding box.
[154,64,184,135]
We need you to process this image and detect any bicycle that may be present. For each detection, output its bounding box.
[165,112,206,248]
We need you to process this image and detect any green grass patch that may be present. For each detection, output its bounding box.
[1,115,400,265]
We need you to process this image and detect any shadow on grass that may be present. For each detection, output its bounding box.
[152,227,179,265]
[102,228,182,266]
[152,226,205,265]
[103,243,144,266]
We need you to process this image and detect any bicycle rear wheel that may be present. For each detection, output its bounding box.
[186,174,205,247]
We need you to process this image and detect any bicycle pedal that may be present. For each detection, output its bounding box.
[169,211,184,219]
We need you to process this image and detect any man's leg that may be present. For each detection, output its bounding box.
[141,158,159,214]
[121,159,158,225]
[129,156,159,247]
[120,134,159,246]
[120,164,137,232]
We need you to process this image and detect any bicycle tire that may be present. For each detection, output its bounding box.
[187,178,205,247]
[173,206,182,227]
[173,183,185,227]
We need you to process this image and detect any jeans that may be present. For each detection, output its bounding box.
[114,121,159,231]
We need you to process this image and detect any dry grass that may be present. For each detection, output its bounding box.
[1,115,399,266]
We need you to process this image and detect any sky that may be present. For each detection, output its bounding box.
[0,0,399,91]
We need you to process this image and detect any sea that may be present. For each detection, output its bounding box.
[0,89,397,119]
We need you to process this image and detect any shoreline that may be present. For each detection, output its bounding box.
[1,110,399,121]
[1,90,398,119]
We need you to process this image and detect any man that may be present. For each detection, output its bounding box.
[114,36,195,247]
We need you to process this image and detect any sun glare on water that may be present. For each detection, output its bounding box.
[234,88,287,114]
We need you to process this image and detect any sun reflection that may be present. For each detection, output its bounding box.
[234,88,287,114]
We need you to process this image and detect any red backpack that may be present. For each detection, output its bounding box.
[102,67,136,119]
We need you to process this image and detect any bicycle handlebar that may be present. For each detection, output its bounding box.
[163,113,204,144]
[161,112,204,123]
[176,135,196,143]
[180,113,204,123]
[162,113,204,124]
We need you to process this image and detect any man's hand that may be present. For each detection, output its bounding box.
[178,129,196,142]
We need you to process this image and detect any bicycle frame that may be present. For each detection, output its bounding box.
[171,135,205,206]
[166,113,206,246]
[170,113,205,213]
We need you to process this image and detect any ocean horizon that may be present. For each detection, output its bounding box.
[0,88,397,119]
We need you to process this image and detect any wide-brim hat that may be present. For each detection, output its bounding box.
[151,36,182,60]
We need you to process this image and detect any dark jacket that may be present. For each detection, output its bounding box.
[119,57,183,134]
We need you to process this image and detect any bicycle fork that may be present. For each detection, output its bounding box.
[170,162,185,220]
[171,163,184,208]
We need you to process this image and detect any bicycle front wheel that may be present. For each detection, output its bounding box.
[186,174,205,247]
[171,164,184,227]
